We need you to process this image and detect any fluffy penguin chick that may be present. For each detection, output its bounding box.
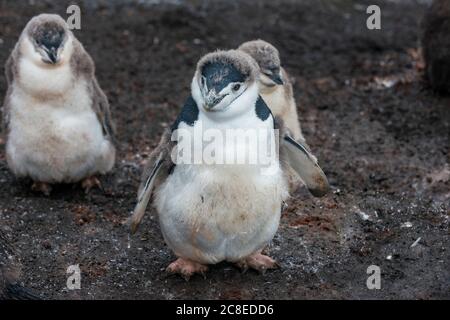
[2,14,116,194]
[1,230,40,299]
[422,0,450,94]
[238,39,305,142]
[130,50,329,279]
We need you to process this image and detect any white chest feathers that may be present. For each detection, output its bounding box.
[6,73,115,183]
[17,57,74,98]
[156,163,288,264]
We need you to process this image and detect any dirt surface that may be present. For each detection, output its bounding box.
[0,0,448,299]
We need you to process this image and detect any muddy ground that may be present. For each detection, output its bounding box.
[0,0,448,299]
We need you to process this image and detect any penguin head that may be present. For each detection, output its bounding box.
[192,50,259,119]
[22,14,72,66]
[238,40,284,87]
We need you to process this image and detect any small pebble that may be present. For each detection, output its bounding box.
[42,240,52,249]
[401,221,413,228]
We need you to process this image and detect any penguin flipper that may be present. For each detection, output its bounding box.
[276,117,329,197]
[129,153,164,234]
[130,129,174,234]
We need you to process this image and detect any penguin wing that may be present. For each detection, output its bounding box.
[91,78,116,144]
[129,128,175,234]
[276,117,329,197]
[2,54,16,136]
[130,95,199,233]
[5,53,15,86]
[71,39,116,144]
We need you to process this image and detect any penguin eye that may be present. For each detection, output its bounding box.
[232,83,241,92]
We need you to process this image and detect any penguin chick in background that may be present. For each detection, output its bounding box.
[0,230,40,300]
[238,39,305,143]
[130,50,329,279]
[2,14,116,195]
[422,0,450,94]
[239,40,321,191]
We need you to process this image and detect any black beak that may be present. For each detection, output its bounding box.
[42,46,58,64]
[204,90,227,110]
[270,73,284,85]
[205,96,225,110]
[47,47,58,64]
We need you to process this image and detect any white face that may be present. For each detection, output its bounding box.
[22,33,73,67]
[192,70,258,121]
[200,75,248,112]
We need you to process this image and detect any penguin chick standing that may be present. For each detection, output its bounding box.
[130,50,329,279]
[2,14,116,195]
[238,39,305,142]
[422,0,450,94]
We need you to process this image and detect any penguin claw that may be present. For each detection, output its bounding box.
[200,270,207,280]
[236,261,249,274]
[181,273,191,282]
[259,266,267,275]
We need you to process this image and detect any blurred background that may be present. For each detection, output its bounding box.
[0,0,448,299]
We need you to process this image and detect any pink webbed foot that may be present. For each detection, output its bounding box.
[81,176,102,194]
[31,181,52,196]
[236,253,280,274]
[166,258,208,281]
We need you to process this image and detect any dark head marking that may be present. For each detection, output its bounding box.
[33,24,65,50]
[26,15,68,49]
[195,50,259,110]
[197,50,259,87]
[201,62,246,93]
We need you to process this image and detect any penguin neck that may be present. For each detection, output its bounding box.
[17,58,74,99]
[259,82,278,95]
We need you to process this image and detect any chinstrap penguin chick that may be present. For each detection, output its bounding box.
[0,230,40,300]
[422,0,450,94]
[238,39,305,142]
[239,40,323,190]
[130,50,329,279]
[2,14,116,194]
